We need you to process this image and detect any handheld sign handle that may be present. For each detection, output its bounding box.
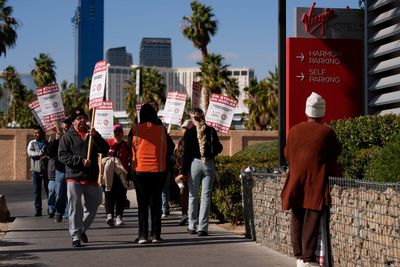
[87,108,96,159]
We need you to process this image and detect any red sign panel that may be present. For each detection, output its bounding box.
[286,37,363,134]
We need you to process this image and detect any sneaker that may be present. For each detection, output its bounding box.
[34,210,42,217]
[178,215,188,225]
[188,229,197,235]
[161,213,168,219]
[106,214,114,227]
[80,233,88,243]
[116,216,124,226]
[55,214,62,223]
[198,230,208,236]
[48,213,55,219]
[138,237,150,244]
[303,262,320,267]
[152,237,163,243]
[72,240,81,247]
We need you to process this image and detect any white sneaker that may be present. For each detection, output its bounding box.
[106,214,114,226]
[116,216,124,226]
[178,214,188,225]
[303,261,320,267]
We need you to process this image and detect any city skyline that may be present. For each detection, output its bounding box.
[0,1,360,85]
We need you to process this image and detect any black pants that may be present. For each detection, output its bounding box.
[134,172,166,239]
[104,175,127,217]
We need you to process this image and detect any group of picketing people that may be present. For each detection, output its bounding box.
[27,103,223,247]
[27,91,341,266]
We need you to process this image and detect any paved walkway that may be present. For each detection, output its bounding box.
[0,182,295,267]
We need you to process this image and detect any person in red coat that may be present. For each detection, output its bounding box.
[281,92,342,267]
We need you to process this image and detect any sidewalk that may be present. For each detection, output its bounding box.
[0,185,296,267]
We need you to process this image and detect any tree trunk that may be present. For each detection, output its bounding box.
[0,194,11,221]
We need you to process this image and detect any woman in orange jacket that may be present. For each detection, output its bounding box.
[131,103,174,244]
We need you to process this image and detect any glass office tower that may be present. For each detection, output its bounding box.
[106,47,133,67]
[139,38,172,68]
[72,0,104,89]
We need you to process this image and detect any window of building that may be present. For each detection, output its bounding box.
[241,71,247,76]
[233,71,240,76]
[109,68,114,73]
[116,69,121,74]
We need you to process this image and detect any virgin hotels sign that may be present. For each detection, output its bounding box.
[296,2,363,39]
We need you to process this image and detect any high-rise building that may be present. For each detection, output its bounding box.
[72,0,104,89]
[139,38,172,68]
[106,47,133,67]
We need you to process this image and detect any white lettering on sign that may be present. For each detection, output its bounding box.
[309,76,340,83]
[309,57,340,64]
[309,50,342,58]
[309,69,326,76]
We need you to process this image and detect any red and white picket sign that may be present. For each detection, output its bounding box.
[89,60,107,109]
[205,94,237,133]
[94,101,114,139]
[28,100,55,131]
[162,91,187,125]
[36,84,65,124]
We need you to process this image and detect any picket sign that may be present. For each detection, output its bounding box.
[87,60,108,159]
[205,94,237,133]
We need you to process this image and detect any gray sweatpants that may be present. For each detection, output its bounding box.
[67,182,101,241]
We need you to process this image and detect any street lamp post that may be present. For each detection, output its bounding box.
[278,0,287,166]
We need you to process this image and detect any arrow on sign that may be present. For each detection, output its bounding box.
[296,53,304,62]
[296,73,305,81]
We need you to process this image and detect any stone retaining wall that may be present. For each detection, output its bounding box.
[241,173,400,267]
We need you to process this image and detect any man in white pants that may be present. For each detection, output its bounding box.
[58,108,109,247]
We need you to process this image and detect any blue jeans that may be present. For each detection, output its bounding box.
[161,171,170,214]
[55,170,67,216]
[188,158,215,232]
[32,171,49,212]
[48,180,56,214]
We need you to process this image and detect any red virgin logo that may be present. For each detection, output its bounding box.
[301,2,337,36]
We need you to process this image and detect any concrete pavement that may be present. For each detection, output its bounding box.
[0,182,296,266]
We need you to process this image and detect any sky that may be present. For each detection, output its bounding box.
[0,0,360,85]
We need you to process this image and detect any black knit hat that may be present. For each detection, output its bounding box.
[70,107,88,121]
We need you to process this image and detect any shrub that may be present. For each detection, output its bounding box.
[211,141,278,224]
[330,114,400,179]
[364,138,400,182]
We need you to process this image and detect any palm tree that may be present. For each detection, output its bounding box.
[124,67,166,124]
[31,53,56,88]
[244,67,278,130]
[61,78,90,115]
[0,0,19,57]
[0,65,35,127]
[182,0,218,110]
[197,53,239,101]
[0,65,22,121]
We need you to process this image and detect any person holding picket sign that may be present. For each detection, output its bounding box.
[58,107,109,248]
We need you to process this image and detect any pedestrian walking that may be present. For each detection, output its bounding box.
[27,125,49,217]
[281,92,342,267]
[58,108,109,247]
[102,124,131,227]
[181,108,223,236]
[174,119,192,225]
[47,117,72,222]
[130,103,174,244]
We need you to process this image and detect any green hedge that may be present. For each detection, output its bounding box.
[330,114,400,179]
[365,138,400,182]
[211,141,278,224]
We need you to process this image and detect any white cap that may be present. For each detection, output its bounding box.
[305,92,326,118]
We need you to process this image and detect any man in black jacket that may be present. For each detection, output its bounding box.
[58,108,109,247]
